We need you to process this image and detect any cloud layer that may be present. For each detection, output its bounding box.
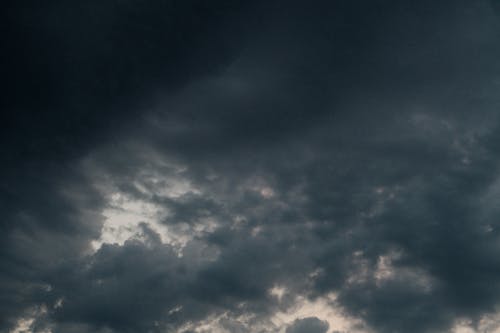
[3,1,500,332]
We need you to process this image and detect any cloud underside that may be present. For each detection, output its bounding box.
[3,1,500,332]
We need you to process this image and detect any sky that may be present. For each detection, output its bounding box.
[3,1,500,332]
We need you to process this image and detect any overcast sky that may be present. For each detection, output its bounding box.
[4,1,500,332]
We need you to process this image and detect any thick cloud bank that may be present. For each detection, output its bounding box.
[3,1,500,332]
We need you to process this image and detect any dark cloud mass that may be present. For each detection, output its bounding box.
[3,1,500,332]
[286,317,329,333]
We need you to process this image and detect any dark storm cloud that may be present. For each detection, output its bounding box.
[46,226,214,332]
[3,1,500,333]
[3,0,255,164]
[0,162,104,331]
[286,317,329,333]
[2,0,255,330]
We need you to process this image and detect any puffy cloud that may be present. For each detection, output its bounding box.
[286,317,329,333]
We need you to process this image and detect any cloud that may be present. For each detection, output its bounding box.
[286,317,329,333]
[3,1,500,333]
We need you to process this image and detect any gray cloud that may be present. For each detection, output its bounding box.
[3,1,500,333]
[286,317,329,333]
